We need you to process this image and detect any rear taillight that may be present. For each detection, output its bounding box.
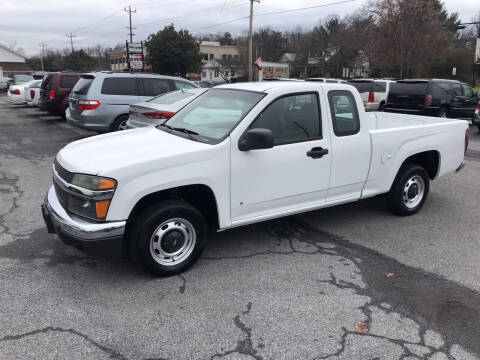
[425,94,432,108]
[143,110,175,119]
[30,90,35,99]
[49,89,55,100]
[12,89,20,95]
[368,91,374,103]
[465,128,469,156]
[78,100,100,110]
[476,102,480,110]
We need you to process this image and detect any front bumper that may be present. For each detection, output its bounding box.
[42,186,126,243]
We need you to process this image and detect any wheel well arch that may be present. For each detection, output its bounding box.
[111,113,129,130]
[401,150,440,179]
[125,184,220,233]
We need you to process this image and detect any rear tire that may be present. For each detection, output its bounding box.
[112,114,129,131]
[378,102,385,111]
[387,164,430,216]
[128,200,208,276]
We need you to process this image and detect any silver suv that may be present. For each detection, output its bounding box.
[66,72,198,132]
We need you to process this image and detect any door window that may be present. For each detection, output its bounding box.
[140,78,171,96]
[462,84,473,97]
[328,90,360,136]
[250,93,321,145]
[450,83,463,96]
[174,80,197,90]
[101,78,138,95]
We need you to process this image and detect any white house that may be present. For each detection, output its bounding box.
[0,44,32,77]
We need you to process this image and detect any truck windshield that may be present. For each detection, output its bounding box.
[161,89,265,143]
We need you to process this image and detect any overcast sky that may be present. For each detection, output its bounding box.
[2,0,479,57]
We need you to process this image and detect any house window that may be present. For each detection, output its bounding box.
[228,54,232,60]
[202,71,206,78]
[209,53,214,60]
[214,70,219,77]
[222,54,227,61]
[203,54,208,61]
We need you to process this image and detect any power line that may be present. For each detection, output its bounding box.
[255,0,358,17]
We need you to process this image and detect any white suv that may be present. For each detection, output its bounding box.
[348,79,395,111]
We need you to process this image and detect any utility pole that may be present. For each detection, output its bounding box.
[124,6,137,43]
[39,42,47,71]
[248,0,259,82]
[65,33,76,54]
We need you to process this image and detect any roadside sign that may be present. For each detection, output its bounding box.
[130,60,143,69]
[452,67,456,76]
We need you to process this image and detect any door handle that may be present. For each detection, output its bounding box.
[307,147,329,159]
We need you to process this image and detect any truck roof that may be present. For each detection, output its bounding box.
[215,81,348,93]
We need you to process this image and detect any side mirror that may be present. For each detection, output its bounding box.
[238,128,274,151]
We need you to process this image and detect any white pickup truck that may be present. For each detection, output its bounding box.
[42,82,469,275]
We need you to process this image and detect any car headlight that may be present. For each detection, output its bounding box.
[67,175,117,221]
[71,174,116,191]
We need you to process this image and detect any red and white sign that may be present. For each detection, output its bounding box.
[254,57,262,70]
[130,60,143,69]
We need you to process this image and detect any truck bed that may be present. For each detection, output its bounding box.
[367,111,462,130]
[361,111,468,198]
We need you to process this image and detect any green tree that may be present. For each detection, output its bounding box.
[145,24,202,76]
[219,32,234,46]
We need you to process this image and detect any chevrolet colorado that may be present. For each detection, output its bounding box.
[42,82,469,275]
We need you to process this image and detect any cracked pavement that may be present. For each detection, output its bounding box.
[1,95,480,359]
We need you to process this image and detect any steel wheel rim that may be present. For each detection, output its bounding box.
[403,175,425,209]
[150,218,196,266]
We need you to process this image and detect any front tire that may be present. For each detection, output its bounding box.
[128,201,208,276]
[438,108,448,118]
[387,164,430,216]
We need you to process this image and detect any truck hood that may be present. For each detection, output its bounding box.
[57,127,213,175]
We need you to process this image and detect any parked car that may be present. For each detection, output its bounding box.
[199,80,226,88]
[0,77,10,91]
[7,79,37,104]
[42,81,468,276]
[384,79,479,119]
[67,72,199,132]
[24,79,43,107]
[306,78,348,84]
[38,72,82,118]
[348,79,394,111]
[126,88,208,129]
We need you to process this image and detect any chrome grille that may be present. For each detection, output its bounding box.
[54,159,74,183]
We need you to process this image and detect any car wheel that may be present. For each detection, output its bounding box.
[438,108,448,118]
[378,102,385,111]
[128,200,208,276]
[387,163,430,216]
[112,115,129,131]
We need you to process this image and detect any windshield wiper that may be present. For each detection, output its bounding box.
[159,122,174,131]
[173,127,199,140]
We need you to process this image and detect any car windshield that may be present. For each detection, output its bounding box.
[160,89,265,143]
[148,90,198,105]
[349,81,375,93]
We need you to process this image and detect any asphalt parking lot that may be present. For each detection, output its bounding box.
[1,94,480,360]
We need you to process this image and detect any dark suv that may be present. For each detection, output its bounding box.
[39,72,82,118]
[384,79,479,119]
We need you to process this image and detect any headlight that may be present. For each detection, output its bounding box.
[71,174,116,191]
[66,175,116,221]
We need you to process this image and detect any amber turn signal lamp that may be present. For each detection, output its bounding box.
[99,178,116,190]
[95,200,111,219]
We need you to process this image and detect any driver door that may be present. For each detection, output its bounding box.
[230,92,332,223]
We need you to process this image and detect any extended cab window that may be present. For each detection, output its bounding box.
[60,75,78,89]
[328,90,360,136]
[140,78,170,96]
[101,78,138,95]
[250,93,321,145]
